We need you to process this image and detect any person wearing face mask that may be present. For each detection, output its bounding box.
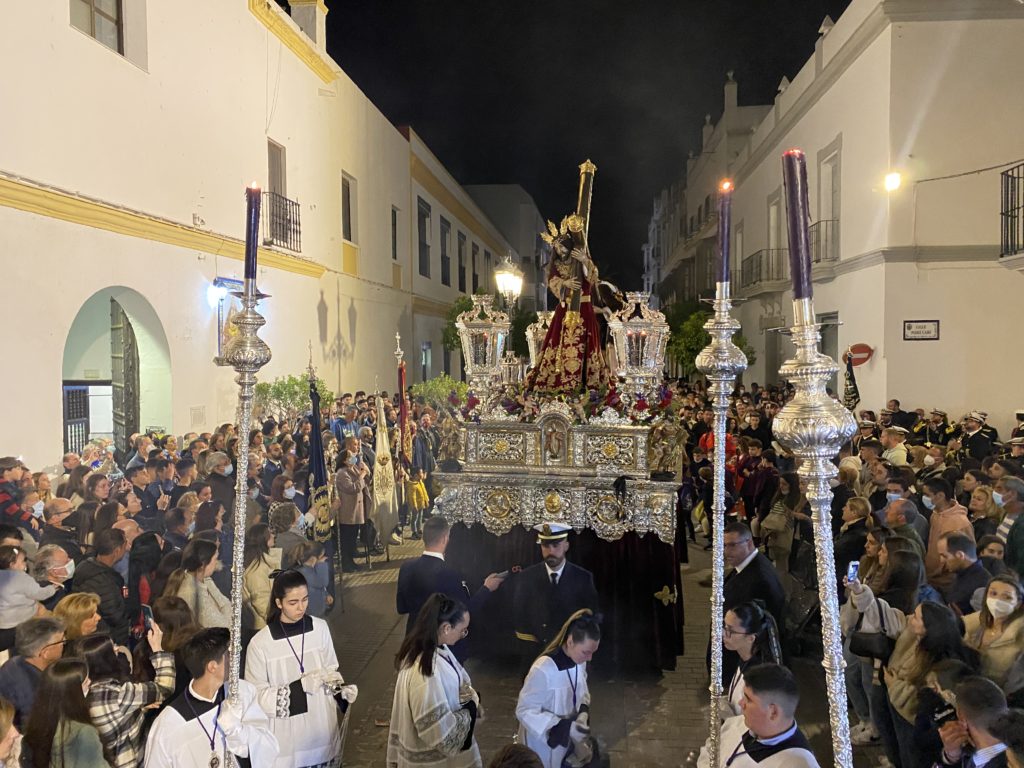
[922,478,974,592]
[205,451,236,517]
[30,545,74,611]
[0,546,57,653]
[962,575,1024,699]
[918,445,950,484]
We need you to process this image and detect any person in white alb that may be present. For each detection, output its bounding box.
[144,627,279,768]
[244,570,358,768]
[516,609,601,768]
[697,663,819,768]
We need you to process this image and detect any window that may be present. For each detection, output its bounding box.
[471,244,479,292]
[391,207,399,261]
[484,250,492,292]
[421,342,432,382]
[268,141,286,196]
[457,233,467,292]
[341,174,357,243]
[443,347,451,377]
[71,0,123,54]
[417,198,431,277]
[440,218,452,287]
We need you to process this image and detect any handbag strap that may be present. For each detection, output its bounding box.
[873,594,888,635]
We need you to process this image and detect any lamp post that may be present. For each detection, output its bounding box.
[494,253,524,310]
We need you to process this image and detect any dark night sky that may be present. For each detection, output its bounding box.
[326,1,851,289]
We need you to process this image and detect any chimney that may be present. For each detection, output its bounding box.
[724,70,738,113]
[290,0,328,47]
[701,114,713,149]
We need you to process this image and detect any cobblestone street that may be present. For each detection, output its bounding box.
[326,537,880,767]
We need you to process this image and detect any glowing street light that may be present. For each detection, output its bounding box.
[494,252,524,309]
[884,172,902,192]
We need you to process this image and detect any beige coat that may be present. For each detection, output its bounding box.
[963,612,1024,694]
[334,466,366,525]
[175,574,232,629]
[242,547,282,631]
[925,504,973,589]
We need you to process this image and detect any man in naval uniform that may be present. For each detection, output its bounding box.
[951,412,995,461]
[512,523,599,670]
[697,663,819,768]
[912,409,958,447]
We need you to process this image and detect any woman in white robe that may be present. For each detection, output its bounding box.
[245,570,358,768]
[721,601,783,718]
[387,593,482,768]
[516,609,601,768]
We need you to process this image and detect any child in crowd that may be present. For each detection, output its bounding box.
[293,540,333,618]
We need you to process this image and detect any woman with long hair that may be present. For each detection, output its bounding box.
[80,628,174,768]
[245,570,355,768]
[268,475,298,520]
[91,501,124,543]
[164,539,232,629]
[133,595,200,701]
[968,485,1002,540]
[516,609,600,768]
[846,574,978,768]
[74,501,100,552]
[194,500,232,597]
[962,574,1024,698]
[125,532,164,636]
[33,472,53,505]
[721,601,782,717]
[53,592,102,642]
[22,658,106,767]
[0,697,20,767]
[242,523,281,639]
[148,551,182,603]
[58,466,92,509]
[761,471,806,574]
[83,474,111,507]
[388,593,480,768]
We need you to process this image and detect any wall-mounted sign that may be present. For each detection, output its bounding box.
[903,320,940,341]
[842,343,874,367]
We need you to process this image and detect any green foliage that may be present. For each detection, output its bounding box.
[410,374,468,411]
[509,305,537,359]
[255,374,334,422]
[442,295,475,352]
[665,309,757,377]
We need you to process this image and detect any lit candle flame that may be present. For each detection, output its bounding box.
[720,180,733,193]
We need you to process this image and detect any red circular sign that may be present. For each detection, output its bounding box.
[843,344,873,367]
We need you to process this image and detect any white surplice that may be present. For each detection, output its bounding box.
[516,649,590,768]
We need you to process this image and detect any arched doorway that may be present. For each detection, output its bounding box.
[62,287,172,454]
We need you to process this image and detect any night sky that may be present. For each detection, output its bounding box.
[326,0,852,289]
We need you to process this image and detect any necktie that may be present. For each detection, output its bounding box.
[551,572,558,586]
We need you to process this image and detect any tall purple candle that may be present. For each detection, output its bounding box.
[781,149,813,300]
[716,179,733,284]
[244,183,262,280]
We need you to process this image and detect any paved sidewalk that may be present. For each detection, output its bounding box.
[327,538,880,767]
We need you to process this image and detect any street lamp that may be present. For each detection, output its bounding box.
[494,253,524,309]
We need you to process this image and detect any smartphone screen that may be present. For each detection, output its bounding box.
[141,604,154,631]
[846,560,860,582]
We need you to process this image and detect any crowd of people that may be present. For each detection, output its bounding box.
[674,381,1024,768]
[5,378,1024,766]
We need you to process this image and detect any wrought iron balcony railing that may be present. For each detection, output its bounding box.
[740,248,789,289]
[810,219,839,264]
[263,191,301,252]
[1002,163,1024,258]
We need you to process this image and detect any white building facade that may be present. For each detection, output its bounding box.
[646,0,1024,436]
[1,0,517,467]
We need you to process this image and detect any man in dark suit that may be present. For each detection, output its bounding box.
[396,516,505,659]
[713,521,786,684]
[512,523,599,669]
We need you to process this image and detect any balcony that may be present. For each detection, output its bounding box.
[1002,163,1024,258]
[739,248,789,296]
[263,191,301,252]
[810,219,839,264]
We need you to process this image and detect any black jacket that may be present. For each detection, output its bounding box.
[208,472,236,516]
[717,552,787,685]
[73,557,130,644]
[834,518,869,593]
[512,561,599,650]
[38,525,84,563]
[396,554,495,659]
[944,559,991,616]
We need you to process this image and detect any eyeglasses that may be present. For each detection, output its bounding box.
[723,625,752,638]
[42,638,67,650]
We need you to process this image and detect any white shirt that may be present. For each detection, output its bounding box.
[734,548,758,574]
[423,551,445,561]
[971,743,1007,767]
[544,561,566,583]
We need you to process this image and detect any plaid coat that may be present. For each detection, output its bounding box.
[87,650,174,768]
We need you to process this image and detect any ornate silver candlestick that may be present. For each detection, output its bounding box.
[695,279,746,768]
[213,188,271,766]
[772,298,855,768]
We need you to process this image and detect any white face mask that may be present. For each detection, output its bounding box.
[923,455,936,467]
[31,500,45,517]
[61,559,76,580]
[284,487,296,500]
[987,597,1017,619]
